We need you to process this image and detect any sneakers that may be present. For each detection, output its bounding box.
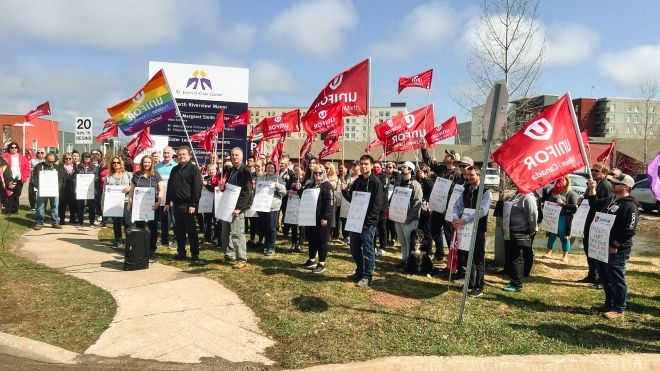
[303,260,317,269]
[52,224,62,229]
[312,264,326,274]
[592,282,603,290]
[502,284,522,292]
[113,241,122,249]
[468,289,483,297]
[356,277,371,287]
[232,261,247,270]
[149,253,157,263]
[603,310,625,320]
[33,224,43,230]
[265,248,275,256]
[173,254,187,261]
[75,224,83,229]
[578,276,594,283]
[191,257,207,266]
[376,248,386,256]
[594,305,613,313]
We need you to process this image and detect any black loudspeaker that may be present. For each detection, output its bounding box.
[124,228,150,271]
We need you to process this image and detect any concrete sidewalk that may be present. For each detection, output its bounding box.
[16,225,275,365]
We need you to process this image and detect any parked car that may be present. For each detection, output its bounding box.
[631,179,660,214]
[535,173,589,200]
[484,168,500,189]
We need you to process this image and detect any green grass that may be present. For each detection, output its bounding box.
[100,227,660,369]
[0,208,116,353]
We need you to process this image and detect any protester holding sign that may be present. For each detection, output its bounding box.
[579,163,613,288]
[32,153,64,230]
[256,162,286,256]
[295,164,334,274]
[129,156,163,260]
[155,146,176,249]
[416,166,434,255]
[75,153,98,228]
[58,153,78,225]
[541,176,578,262]
[502,192,538,292]
[341,154,384,287]
[452,166,491,297]
[104,156,133,249]
[586,173,639,320]
[286,163,305,252]
[391,162,422,267]
[376,161,401,255]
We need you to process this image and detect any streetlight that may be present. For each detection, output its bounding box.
[13,122,34,155]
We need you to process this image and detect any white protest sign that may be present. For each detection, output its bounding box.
[345,191,370,233]
[102,185,125,217]
[215,183,240,222]
[131,187,155,221]
[387,184,395,200]
[588,212,616,263]
[76,173,95,200]
[251,181,275,212]
[38,171,59,197]
[570,200,591,238]
[298,188,320,226]
[340,196,351,218]
[503,201,513,240]
[198,188,214,214]
[159,180,168,206]
[429,177,452,213]
[284,194,300,225]
[540,201,562,234]
[388,187,412,223]
[213,188,223,218]
[75,117,93,144]
[456,208,476,251]
[445,184,465,222]
[244,207,258,218]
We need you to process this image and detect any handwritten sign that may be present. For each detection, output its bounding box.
[389,187,412,223]
[215,184,240,222]
[252,181,275,212]
[299,188,320,226]
[502,201,513,240]
[429,177,452,213]
[588,212,616,263]
[570,200,591,238]
[103,185,125,217]
[456,208,476,251]
[340,196,351,218]
[76,173,95,200]
[284,194,300,224]
[444,184,465,222]
[345,191,370,233]
[38,171,59,197]
[540,202,561,234]
[198,188,214,214]
[131,187,155,221]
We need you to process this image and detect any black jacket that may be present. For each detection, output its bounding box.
[298,180,334,227]
[584,178,613,235]
[166,162,202,208]
[588,195,639,252]
[32,162,65,194]
[377,172,401,212]
[342,173,384,228]
[225,164,253,212]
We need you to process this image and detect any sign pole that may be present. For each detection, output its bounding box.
[161,71,199,166]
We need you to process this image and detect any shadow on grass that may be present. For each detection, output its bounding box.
[292,296,329,312]
[6,215,34,228]
[484,291,594,315]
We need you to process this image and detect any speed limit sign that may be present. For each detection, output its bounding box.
[75,117,93,144]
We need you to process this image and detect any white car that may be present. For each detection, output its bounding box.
[484,168,500,189]
[631,179,660,214]
[541,174,588,197]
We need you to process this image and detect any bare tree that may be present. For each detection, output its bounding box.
[636,78,659,165]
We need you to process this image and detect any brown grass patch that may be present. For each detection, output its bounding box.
[371,292,422,308]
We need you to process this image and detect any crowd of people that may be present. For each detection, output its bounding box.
[2,139,640,320]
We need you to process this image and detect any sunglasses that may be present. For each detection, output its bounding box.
[459,164,469,168]
[313,171,323,175]
[386,166,394,169]
[591,169,601,173]
[37,151,44,154]
[63,157,72,160]
[112,161,121,164]
[9,147,18,149]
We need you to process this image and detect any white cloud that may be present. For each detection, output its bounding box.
[370,2,459,60]
[250,60,301,94]
[545,24,599,66]
[220,23,258,53]
[266,0,358,58]
[0,0,218,50]
[598,43,660,86]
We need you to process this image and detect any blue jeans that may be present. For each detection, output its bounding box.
[597,250,630,312]
[258,210,278,250]
[36,197,59,225]
[349,225,377,280]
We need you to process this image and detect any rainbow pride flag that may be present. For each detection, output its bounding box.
[107,69,177,135]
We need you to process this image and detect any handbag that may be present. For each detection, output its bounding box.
[512,233,532,247]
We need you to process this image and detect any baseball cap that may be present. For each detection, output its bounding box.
[445,149,461,162]
[402,161,415,172]
[608,173,635,188]
[352,159,359,165]
[459,156,474,166]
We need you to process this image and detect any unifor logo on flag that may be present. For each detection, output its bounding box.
[226,110,250,128]
[302,101,344,136]
[491,94,585,194]
[398,69,433,94]
[258,109,300,140]
[374,113,408,141]
[308,59,369,117]
[425,116,457,146]
[384,104,434,153]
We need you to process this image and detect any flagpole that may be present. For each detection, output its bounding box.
[567,92,592,181]
[427,89,435,161]
[366,57,372,154]
[161,70,199,166]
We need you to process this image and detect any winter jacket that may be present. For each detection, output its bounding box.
[588,195,639,253]
[342,173,384,228]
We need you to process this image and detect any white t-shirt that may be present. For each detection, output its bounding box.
[10,154,21,179]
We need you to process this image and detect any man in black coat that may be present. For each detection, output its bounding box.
[32,152,65,230]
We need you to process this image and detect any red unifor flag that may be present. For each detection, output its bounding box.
[425,116,458,146]
[252,138,264,159]
[270,135,286,170]
[597,140,616,163]
[300,134,315,158]
[24,101,51,122]
[308,59,369,117]
[581,130,590,149]
[365,137,382,153]
[376,152,385,162]
[374,113,409,141]
[260,109,300,140]
[319,137,340,160]
[491,94,586,194]
[95,119,118,142]
[190,127,216,153]
[248,120,262,140]
[213,108,225,133]
[398,68,433,94]
[384,104,435,153]
[302,101,344,136]
[226,110,251,128]
[126,128,154,158]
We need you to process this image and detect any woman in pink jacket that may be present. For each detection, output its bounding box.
[2,142,30,214]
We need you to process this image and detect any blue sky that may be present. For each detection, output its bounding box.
[1,0,659,134]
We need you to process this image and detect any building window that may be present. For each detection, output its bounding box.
[574,104,579,112]
[651,106,656,112]
[633,115,639,123]
[651,116,655,123]
[610,104,616,111]
[626,126,631,134]
[626,116,631,123]
[610,114,615,122]
[386,112,390,116]
[634,105,639,112]
[627,105,632,112]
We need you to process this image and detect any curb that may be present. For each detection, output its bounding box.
[0,331,79,365]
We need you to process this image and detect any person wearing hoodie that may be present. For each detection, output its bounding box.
[587,173,639,320]
[502,191,538,292]
[391,161,422,268]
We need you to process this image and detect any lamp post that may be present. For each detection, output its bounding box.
[14,122,34,155]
